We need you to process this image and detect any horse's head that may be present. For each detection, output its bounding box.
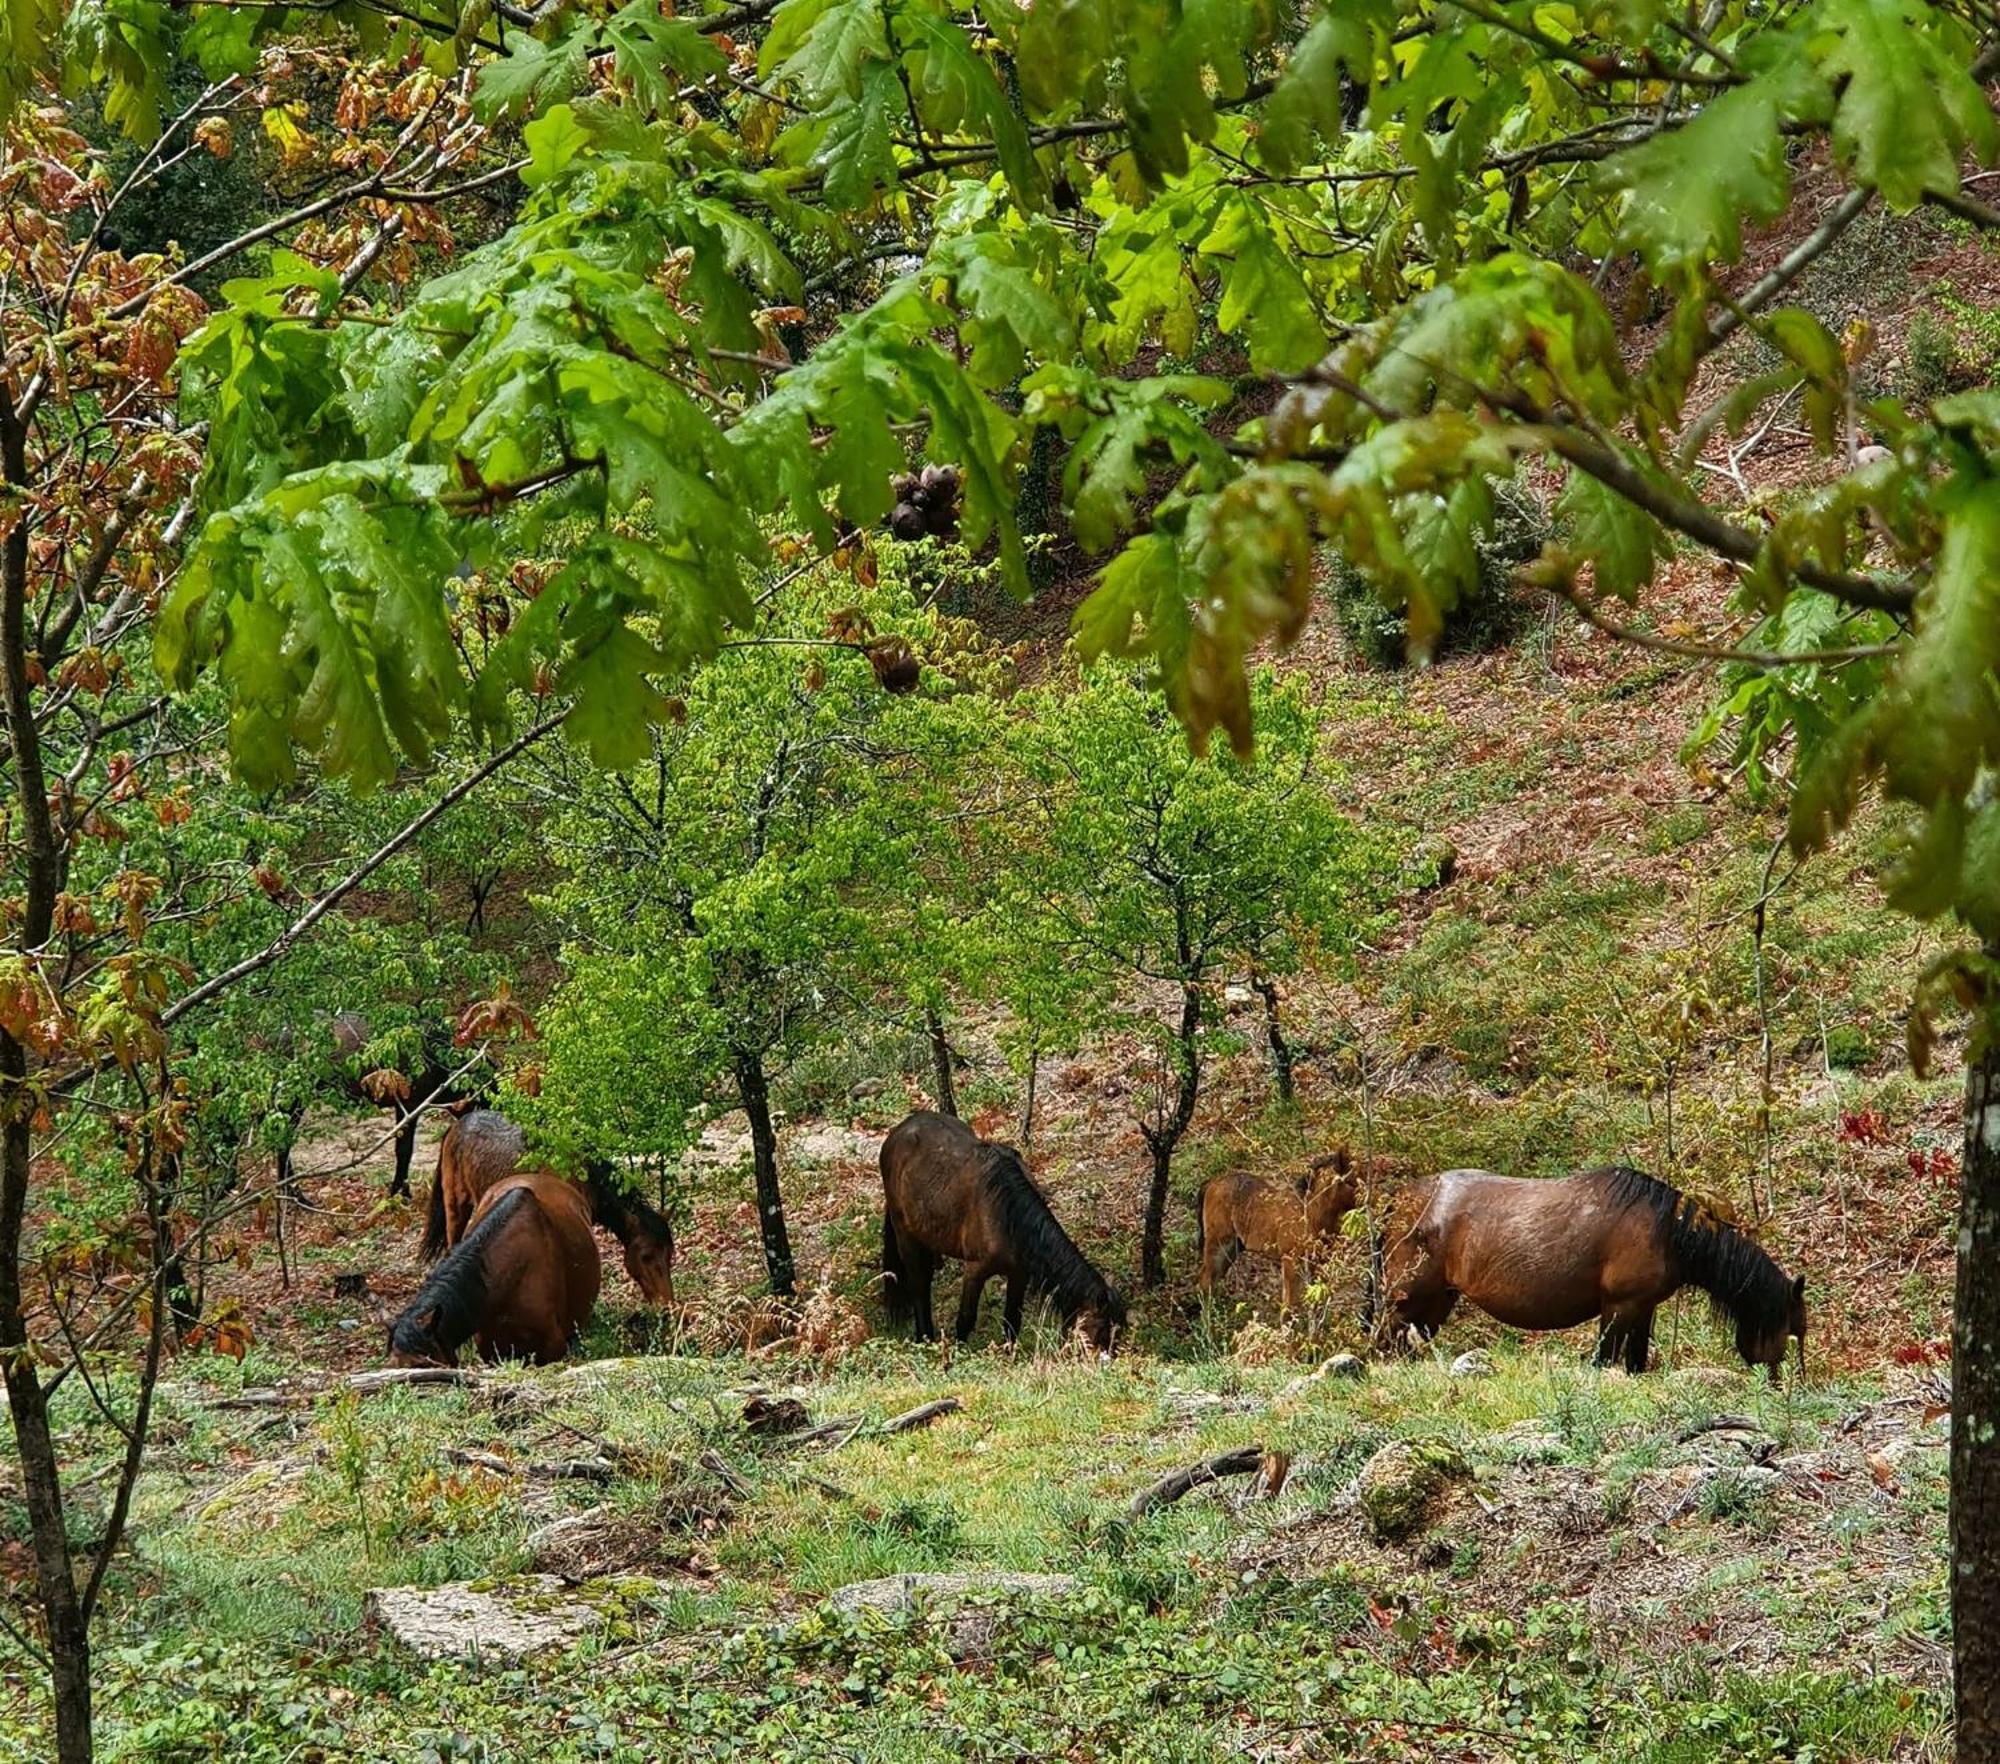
[1077,1287,1129,1359]
[1736,1274,1808,1380]
[622,1232,677,1309]
[1305,1147,1359,1235]
[386,1305,456,1369]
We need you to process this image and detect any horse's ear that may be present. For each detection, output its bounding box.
[1792,1274,1806,1299]
[1331,1146,1353,1176]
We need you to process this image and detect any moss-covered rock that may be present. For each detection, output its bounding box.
[1357,1439,1469,1541]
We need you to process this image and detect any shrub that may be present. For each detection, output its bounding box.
[1329,479,1551,668]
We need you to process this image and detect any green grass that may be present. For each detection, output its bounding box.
[5,1344,1947,1764]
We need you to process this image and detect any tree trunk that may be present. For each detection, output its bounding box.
[1139,982,1203,1289]
[0,395,93,1764]
[733,1047,795,1297]
[925,1006,958,1118]
[1957,1032,2000,1763]
[1251,974,1295,1104]
[1019,1041,1040,1152]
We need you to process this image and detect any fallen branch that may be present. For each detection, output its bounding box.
[1677,1413,1760,1442]
[1126,1445,1266,1520]
[880,1397,962,1435]
[700,1448,754,1501]
[790,1414,868,1450]
[446,1447,617,1482]
[344,1366,482,1395]
[202,1366,481,1408]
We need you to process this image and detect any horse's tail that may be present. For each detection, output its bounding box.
[881,1206,910,1318]
[418,1132,451,1263]
[1194,1183,1206,1261]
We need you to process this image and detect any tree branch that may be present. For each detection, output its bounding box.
[160,713,564,1028]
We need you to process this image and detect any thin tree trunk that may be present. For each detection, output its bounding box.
[1020,1039,1040,1152]
[1139,981,1202,1289]
[1956,1028,2000,1763]
[1251,974,1295,1104]
[925,1007,958,1118]
[733,1047,795,1297]
[0,395,92,1764]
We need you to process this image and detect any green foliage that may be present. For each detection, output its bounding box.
[1329,478,1548,667]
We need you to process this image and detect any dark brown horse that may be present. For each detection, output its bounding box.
[420,1106,676,1307]
[1384,1166,1807,1376]
[388,1172,601,1366]
[880,1110,1127,1352]
[1198,1148,1359,1313]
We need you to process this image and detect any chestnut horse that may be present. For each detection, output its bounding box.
[420,1107,676,1306]
[880,1110,1127,1351]
[1198,1148,1359,1313]
[1384,1166,1807,1376]
[388,1172,601,1366]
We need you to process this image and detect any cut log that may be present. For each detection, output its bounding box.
[1126,1445,1266,1520]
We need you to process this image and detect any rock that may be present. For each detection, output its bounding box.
[1223,983,1257,1012]
[1485,1421,1565,1464]
[1637,1462,1781,1524]
[367,1576,608,1661]
[824,1572,1080,1662]
[1448,1350,1493,1380]
[1357,1440,1469,1541]
[527,1511,708,1582]
[1277,1354,1368,1404]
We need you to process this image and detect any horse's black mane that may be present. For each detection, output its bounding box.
[583,1160,672,1248]
[980,1145,1125,1326]
[390,1185,530,1356]
[1594,1166,1794,1341]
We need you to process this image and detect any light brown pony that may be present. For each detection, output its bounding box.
[1197,1148,1359,1313]
[421,1106,676,1306]
[1383,1166,1807,1376]
[388,1172,601,1366]
[880,1110,1127,1351]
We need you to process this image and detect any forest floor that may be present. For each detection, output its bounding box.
[10,167,1994,1762]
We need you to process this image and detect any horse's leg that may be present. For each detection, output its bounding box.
[390,1105,420,1199]
[955,1261,995,1344]
[907,1244,939,1342]
[1593,1316,1623,1367]
[1624,1308,1654,1375]
[1280,1255,1300,1316]
[1003,1275,1026,1344]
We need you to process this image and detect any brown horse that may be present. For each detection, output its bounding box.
[420,1107,676,1306]
[1384,1166,1807,1376]
[1197,1148,1359,1313]
[880,1110,1127,1352]
[388,1172,601,1366]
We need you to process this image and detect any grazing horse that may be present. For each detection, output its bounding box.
[1384,1166,1807,1376]
[420,1106,676,1306]
[387,1173,601,1366]
[880,1110,1127,1352]
[1198,1148,1359,1313]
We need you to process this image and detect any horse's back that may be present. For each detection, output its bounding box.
[1421,1167,1651,1330]
[475,1172,601,1344]
[448,1108,525,1187]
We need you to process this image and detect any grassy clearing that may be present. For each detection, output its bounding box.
[5,1342,1947,1763]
